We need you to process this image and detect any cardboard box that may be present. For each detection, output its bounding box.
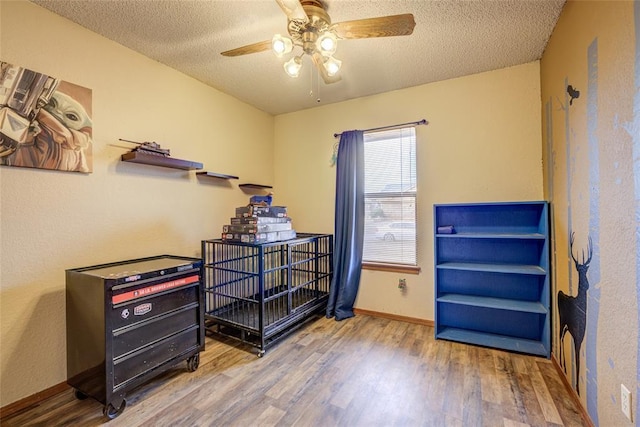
[223,225,258,234]
[222,229,297,244]
[230,217,291,225]
[223,223,293,234]
[235,205,288,218]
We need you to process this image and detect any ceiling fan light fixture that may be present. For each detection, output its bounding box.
[323,56,342,76]
[272,34,293,57]
[317,32,337,55]
[284,56,303,77]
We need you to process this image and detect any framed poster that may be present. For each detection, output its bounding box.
[0,61,93,173]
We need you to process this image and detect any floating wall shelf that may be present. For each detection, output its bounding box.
[196,172,239,180]
[239,183,273,190]
[121,152,203,171]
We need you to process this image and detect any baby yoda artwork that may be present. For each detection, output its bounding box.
[44,91,93,131]
[0,61,93,173]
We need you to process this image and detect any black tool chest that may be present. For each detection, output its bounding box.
[65,255,204,419]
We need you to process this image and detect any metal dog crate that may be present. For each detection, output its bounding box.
[202,233,333,356]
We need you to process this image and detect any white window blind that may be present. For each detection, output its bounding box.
[362,127,417,265]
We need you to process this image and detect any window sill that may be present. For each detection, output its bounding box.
[362,262,421,274]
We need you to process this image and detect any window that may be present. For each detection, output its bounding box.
[362,127,417,269]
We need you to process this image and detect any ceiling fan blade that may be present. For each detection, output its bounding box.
[275,0,308,23]
[311,52,341,84]
[221,40,272,57]
[333,14,416,39]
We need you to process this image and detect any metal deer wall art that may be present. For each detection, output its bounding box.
[557,232,593,395]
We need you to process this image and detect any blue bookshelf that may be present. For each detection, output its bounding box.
[433,201,550,357]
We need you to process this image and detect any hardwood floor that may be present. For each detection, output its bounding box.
[2,315,587,426]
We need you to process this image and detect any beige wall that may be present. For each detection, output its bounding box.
[0,0,274,407]
[540,1,638,425]
[274,61,544,320]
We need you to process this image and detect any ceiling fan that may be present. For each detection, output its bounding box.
[221,0,416,84]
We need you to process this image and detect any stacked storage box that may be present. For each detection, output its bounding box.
[222,204,296,243]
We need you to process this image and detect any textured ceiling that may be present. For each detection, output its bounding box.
[30,0,565,115]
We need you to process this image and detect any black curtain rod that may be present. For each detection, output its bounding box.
[333,119,428,138]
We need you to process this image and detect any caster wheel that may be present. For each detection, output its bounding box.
[103,399,126,420]
[187,354,200,372]
[74,389,88,400]
[257,350,265,358]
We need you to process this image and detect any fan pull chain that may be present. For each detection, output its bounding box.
[316,68,321,103]
[308,62,321,104]
[314,64,321,104]
[309,61,314,98]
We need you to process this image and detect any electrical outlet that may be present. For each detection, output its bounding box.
[398,278,406,290]
[621,384,632,421]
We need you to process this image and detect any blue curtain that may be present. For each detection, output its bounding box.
[326,130,364,321]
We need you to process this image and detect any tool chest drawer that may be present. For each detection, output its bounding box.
[66,255,204,420]
[111,282,199,328]
[113,326,200,388]
[112,303,200,357]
